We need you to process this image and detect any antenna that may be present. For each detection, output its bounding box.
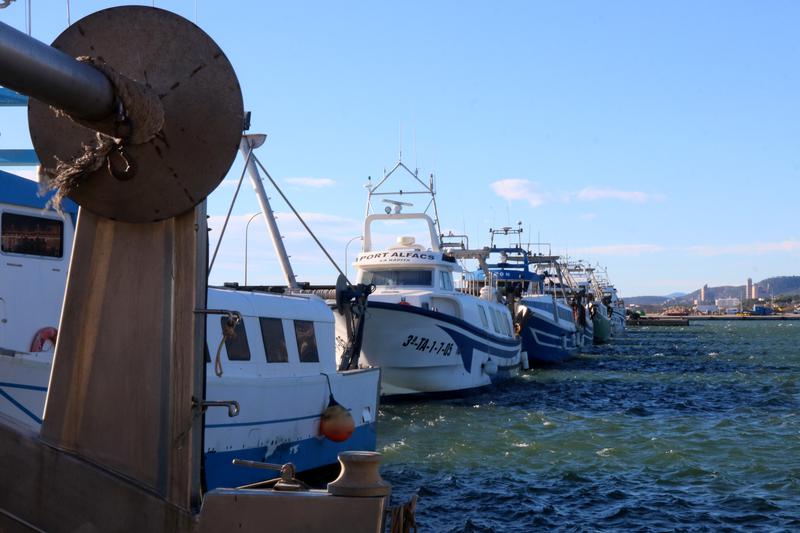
[398,121,402,161]
[413,128,417,172]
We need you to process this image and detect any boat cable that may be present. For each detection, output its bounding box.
[253,155,351,284]
[208,146,254,274]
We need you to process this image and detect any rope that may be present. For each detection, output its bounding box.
[40,56,165,213]
[214,313,239,377]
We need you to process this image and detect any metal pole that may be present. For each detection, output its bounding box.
[244,212,260,285]
[0,20,114,120]
[239,135,298,289]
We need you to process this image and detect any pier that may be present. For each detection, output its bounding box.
[628,314,800,326]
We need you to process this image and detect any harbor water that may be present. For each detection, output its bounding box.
[379,321,800,531]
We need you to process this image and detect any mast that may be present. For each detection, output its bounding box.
[239,135,298,289]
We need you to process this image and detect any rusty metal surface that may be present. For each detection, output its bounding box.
[28,6,243,223]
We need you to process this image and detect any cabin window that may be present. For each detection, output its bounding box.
[489,308,502,334]
[294,320,319,363]
[260,317,289,363]
[478,306,489,329]
[1,212,64,258]
[440,271,454,291]
[368,269,432,287]
[220,316,250,361]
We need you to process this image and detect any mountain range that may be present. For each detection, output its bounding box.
[627,276,800,306]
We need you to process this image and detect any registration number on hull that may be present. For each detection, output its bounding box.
[402,335,454,356]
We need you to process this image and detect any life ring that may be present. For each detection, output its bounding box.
[30,327,58,352]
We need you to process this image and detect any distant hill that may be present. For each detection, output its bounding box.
[628,276,800,305]
[626,295,673,306]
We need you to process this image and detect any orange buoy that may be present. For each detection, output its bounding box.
[319,395,355,442]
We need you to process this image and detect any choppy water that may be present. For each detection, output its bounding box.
[378,321,800,532]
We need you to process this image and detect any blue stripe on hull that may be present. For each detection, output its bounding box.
[438,325,520,373]
[521,315,577,365]
[0,387,43,424]
[203,422,377,490]
[368,301,519,347]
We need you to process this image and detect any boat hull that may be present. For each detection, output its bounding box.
[349,302,520,396]
[592,311,612,343]
[519,310,579,365]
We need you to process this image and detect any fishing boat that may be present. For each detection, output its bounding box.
[514,251,580,365]
[585,266,612,343]
[564,262,596,347]
[597,268,626,336]
[338,160,520,397]
[0,157,380,489]
[604,284,627,335]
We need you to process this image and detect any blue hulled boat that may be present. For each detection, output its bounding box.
[486,247,580,366]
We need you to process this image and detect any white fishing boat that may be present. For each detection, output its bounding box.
[584,266,612,343]
[338,160,521,397]
[605,285,626,335]
[596,268,626,336]
[203,286,379,489]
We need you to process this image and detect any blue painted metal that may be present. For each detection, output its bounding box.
[0,87,27,106]
[0,169,78,214]
[0,149,39,166]
[203,422,377,489]
[486,246,544,290]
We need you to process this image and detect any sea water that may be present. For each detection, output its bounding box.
[379,321,800,531]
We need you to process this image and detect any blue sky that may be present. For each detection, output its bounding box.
[2,1,799,295]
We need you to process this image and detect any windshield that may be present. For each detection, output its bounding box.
[363,269,433,287]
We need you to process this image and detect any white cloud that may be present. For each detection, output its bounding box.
[490,180,663,207]
[490,179,547,207]
[574,187,664,203]
[285,177,336,188]
[570,244,666,256]
[687,240,800,256]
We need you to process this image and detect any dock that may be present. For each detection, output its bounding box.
[627,314,800,326]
